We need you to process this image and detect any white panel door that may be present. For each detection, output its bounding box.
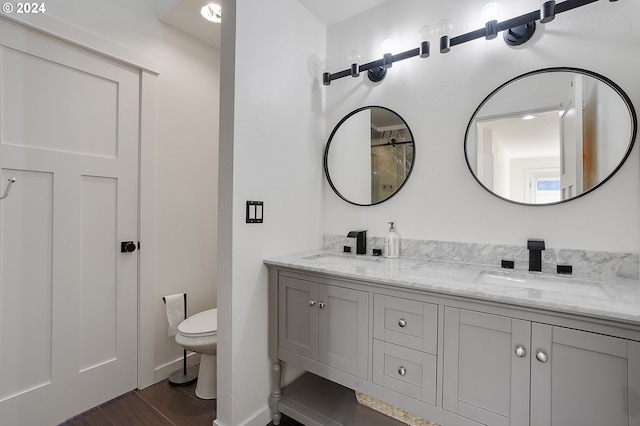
[560,75,584,199]
[0,19,139,425]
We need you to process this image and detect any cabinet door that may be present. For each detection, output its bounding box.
[443,307,530,426]
[278,277,318,360]
[531,323,640,426]
[318,285,369,379]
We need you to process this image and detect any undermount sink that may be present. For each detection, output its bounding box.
[478,270,609,298]
[302,253,380,267]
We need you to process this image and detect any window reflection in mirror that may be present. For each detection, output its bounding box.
[325,106,415,206]
[465,68,637,205]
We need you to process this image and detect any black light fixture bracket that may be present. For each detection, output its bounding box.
[503,21,537,46]
[322,0,617,86]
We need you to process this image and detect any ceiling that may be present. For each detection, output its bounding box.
[158,0,221,49]
[158,0,389,50]
[480,111,561,160]
[296,0,389,27]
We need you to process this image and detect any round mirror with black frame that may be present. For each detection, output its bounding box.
[324,106,415,206]
[465,67,637,206]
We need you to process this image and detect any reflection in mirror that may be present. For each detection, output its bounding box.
[465,68,637,205]
[325,106,415,206]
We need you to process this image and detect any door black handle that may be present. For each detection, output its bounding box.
[121,241,138,253]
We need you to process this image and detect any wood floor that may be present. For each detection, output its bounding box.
[58,376,302,426]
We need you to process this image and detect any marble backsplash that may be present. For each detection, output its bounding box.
[324,234,640,280]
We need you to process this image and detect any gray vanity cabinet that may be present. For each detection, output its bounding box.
[278,275,369,379]
[443,307,531,426]
[268,262,640,426]
[444,307,640,426]
[530,323,640,426]
[278,276,318,360]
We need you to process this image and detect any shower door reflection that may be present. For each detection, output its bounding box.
[371,127,414,203]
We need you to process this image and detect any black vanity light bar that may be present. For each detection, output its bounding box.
[322,0,618,86]
[323,48,420,85]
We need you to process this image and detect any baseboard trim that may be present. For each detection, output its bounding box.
[213,405,271,426]
[244,405,272,426]
[151,352,201,385]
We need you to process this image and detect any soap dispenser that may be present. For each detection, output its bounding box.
[384,222,400,259]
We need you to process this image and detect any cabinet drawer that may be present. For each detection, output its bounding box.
[374,294,438,354]
[373,340,436,405]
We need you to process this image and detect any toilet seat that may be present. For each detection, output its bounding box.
[174,307,218,399]
[177,308,217,337]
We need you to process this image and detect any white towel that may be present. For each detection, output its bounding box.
[164,293,185,337]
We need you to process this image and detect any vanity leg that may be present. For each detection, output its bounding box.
[270,360,282,425]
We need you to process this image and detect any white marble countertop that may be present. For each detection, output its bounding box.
[264,250,640,326]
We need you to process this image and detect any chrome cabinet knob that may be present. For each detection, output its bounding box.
[398,367,406,376]
[308,300,316,307]
[318,302,326,309]
[515,345,527,358]
[536,350,548,363]
[398,319,407,328]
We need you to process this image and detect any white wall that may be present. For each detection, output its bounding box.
[217,0,325,424]
[595,81,632,179]
[41,0,220,381]
[327,109,371,203]
[323,0,640,253]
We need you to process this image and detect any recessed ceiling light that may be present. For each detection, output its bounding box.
[201,3,221,23]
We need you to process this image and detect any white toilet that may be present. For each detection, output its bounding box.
[175,308,218,399]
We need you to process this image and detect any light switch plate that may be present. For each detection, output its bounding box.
[246,201,264,223]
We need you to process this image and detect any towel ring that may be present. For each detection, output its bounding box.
[0,177,16,200]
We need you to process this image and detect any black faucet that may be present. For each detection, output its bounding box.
[347,230,367,255]
[527,239,545,272]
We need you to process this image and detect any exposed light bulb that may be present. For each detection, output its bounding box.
[435,19,453,37]
[348,50,361,62]
[200,3,221,23]
[436,19,453,53]
[417,25,434,42]
[481,2,503,22]
[417,25,433,58]
[380,38,396,54]
[321,58,333,72]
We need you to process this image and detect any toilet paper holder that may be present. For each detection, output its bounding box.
[163,293,198,386]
